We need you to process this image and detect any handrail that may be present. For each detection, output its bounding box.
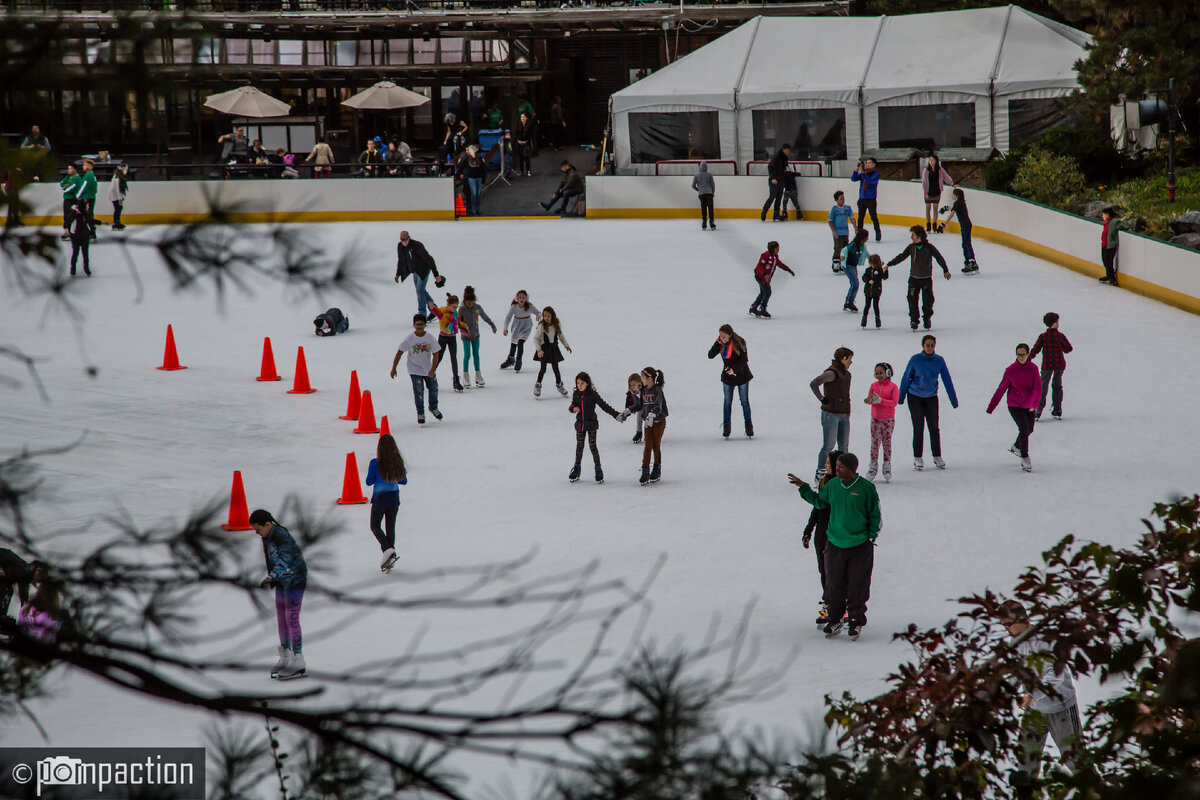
[62,161,450,181]
[654,159,738,176]
[744,159,823,177]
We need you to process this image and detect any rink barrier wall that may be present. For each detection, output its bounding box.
[583,176,1200,316]
[22,178,456,225]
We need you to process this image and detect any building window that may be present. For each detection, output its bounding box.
[1008,98,1065,148]
[628,111,720,163]
[278,40,303,66]
[752,108,847,161]
[878,103,976,150]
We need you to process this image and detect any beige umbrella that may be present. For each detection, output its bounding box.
[203,86,291,118]
[341,81,431,110]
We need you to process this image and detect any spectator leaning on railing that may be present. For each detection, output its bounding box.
[306,136,334,178]
[20,125,51,153]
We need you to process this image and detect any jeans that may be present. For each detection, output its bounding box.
[414,272,431,315]
[1038,367,1063,416]
[462,337,481,372]
[722,382,751,423]
[844,262,860,305]
[907,394,941,457]
[275,580,305,653]
[752,279,772,311]
[1008,406,1036,458]
[699,193,714,225]
[553,188,582,213]
[761,182,784,218]
[960,222,975,261]
[817,411,850,473]
[112,201,123,227]
[410,374,439,414]
[467,176,482,214]
[857,197,880,235]
[782,188,799,219]
[907,277,935,326]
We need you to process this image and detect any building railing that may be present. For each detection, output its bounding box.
[57,161,450,180]
[744,159,823,177]
[653,159,738,176]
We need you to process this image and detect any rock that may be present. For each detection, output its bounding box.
[1169,232,1200,251]
[1076,200,1120,220]
[1168,210,1200,235]
[1129,216,1148,232]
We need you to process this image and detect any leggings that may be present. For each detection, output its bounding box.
[437,334,459,376]
[1008,406,1036,458]
[275,581,305,653]
[536,361,562,384]
[869,418,894,464]
[641,419,666,467]
[907,395,941,458]
[370,504,398,551]
[462,337,481,372]
[575,429,600,466]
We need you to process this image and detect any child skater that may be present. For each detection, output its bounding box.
[531,306,572,398]
[366,434,408,572]
[624,373,644,444]
[458,286,496,388]
[839,228,869,313]
[568,371,622,484]
[1029,311,1072,420]
[802,449,841,628]
[622,366,668,485]
[860,254,889,329]
[937,187,978,274]
[749,241,794,319]
[863,362,898,482]
[500,290,540,372]
[428,293,466,392]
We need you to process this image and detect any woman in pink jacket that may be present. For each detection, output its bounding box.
[986,343,1043,473]
[863,362,899,482]
[921,154,954,233]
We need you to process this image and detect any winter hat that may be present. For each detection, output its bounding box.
[836,453,859,473]
[463,286,477,302]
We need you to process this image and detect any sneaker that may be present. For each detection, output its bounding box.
[823,621,844,638]
[568,463,581,482]
[1021,457,1032,472]
[431,409,443,420]
[276,652,306,680]
[417,415,426,425]
[649,463,661,483]
[882,462,891,482]
[815,602,829,625]
[848,625,861,641]
[866,461,878,481]
[632,430,642,444]
[533,382,542,398]
[595,465,604,484]
[639,466,651,485]
[914,457,924,471]
[933,457,946,469]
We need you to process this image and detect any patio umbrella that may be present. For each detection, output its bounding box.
[341,81,430,110]
[203,86,291,118]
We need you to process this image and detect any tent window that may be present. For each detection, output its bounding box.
[879,103,975,150]
[1008,99,1065,148]
[752,108,847,161]
[628,112,720,163]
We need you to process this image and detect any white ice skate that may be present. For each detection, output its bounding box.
[556,382,568,397]
[534,382,542,398]
[866,461,878,481]
[276,653,306,680]
[271,646,292,679]
[933,457,946,469]
[1021,457,1032,473]
[913,457,924,470]
[474,371,485,387]
[380,548,398,572]
[882,462,892,482]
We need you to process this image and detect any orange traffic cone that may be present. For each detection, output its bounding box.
[455,193,466,218]
[156,325,187,371]
[380,415,391,436]
[338,370,361,420]
[256,337,282,381]
[335,452,368,505]
[220,470,253,531]
[287,346,317,394]
[354,390,379,434]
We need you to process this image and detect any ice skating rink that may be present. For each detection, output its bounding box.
[4,217,1199,793]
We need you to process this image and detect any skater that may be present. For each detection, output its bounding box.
[622,367,668,485]
[67,202,91,276]
[390,313,444,425]
[568,371,622,484]
[531,306,572,398]
[312,307,349,337]
[76,158,98,239]
[828,190,856,273]
[886,226,950,331]
[999,600,1083,779]
[501,290,540,371]
[1029,312,1072,419]
[840,228,869,312]
[760,143,791,221]
[18,578,62,643]
[788,452,881,640]
[692,161,716,230]
[394,231,446,317]
[366,434,408,571]
[898,335,958,470]
[0,548,34,622]
[986,343,1042,473]
[749,241,794,319]
[780,162,801,221]
[624,373,644,444]
[108,164,128,231]
[921,153,953,232]
[863,362,898,482]
[851,157,882,241]
[937,188,977,273]
[249,509,308,680]
[802,450,841,628]
[428,293,467,392]
[810,347,854,483]
[1099,206,1120,285]
[59,164,80,240]
[860,254,889,328]
[458,286,496,388]
[708,323,753,439]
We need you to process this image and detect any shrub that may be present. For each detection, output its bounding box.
[1011,149,1086,208]
[984,146,1027,192]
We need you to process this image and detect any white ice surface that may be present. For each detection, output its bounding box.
[3,218,1199,797]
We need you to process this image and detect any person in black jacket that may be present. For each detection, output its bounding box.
[568,372,622,484]
[802,450,840,627]
[313,307,349,337]
[707,324,754,439]
[394,230,446,316]
[0,548,35,621]
[860,254,889,329]
[760,143,791,222]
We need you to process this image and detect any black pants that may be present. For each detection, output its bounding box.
[574,429,600,466]
[437,334,459,377]
[814,528,829,603]
[1101,247,1118,282]
[761,182,784,218]
[907,276,934,326]
[699,193,714,225]
[824,540,874,626]
[1038,367,1063,416]
[370,504,398,551]
[861,293,881,325]
[515,144,532,173]
[907,394,941,458]
[1008,406,1036,458]
[537,360,562,384]
[79,199,96,236]
[857,197,880,235]
[506,340,527,369]
[62,198,75,229]
[70,237,90,272]
[112,202,123,227]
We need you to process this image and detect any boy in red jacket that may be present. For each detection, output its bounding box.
[749,241,794,319]
[1029,312,1073,420]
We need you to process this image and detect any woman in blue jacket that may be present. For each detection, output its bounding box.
[366,434,408,571]
[897,335,958,471]
[250,509,308,680]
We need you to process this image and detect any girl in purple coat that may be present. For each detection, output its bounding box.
[986,343,1042,473]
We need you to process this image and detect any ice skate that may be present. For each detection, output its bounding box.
[722,420,731,439]
[744,420,754,438]
[594,465,604,484]
[710,222,717,230]
[848,625,861,641]
[639,466,651,486]
[417,415,426,425]
[1009,445,1022,457]
[534,382,542,398]
[1052,410,1062,419]
[556,382,568,397]
[474,371,485,387]
[430,409,443,420]
[271,647,292,679]
[1021,457,1032,473]
[815,602,829,626]
[933,457,946,469]
[866,461,878,481]
[568,463,581,482]
[823,621,844,638]
[380,548,398,572]
[276,653,306,680]
[649,463,661,483]
[914,457,924,471]
[632,430,642,444]
[814,468,826,484]
[453,375,464,392]
[758,309,772,319]
[882,462,892,482]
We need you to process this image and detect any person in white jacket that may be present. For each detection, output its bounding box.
[108,165,128,230]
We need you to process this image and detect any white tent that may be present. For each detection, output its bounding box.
[611,6,1089,175]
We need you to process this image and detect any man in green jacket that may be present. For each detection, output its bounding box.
[76,158,99,240]
[789,452,880,640]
